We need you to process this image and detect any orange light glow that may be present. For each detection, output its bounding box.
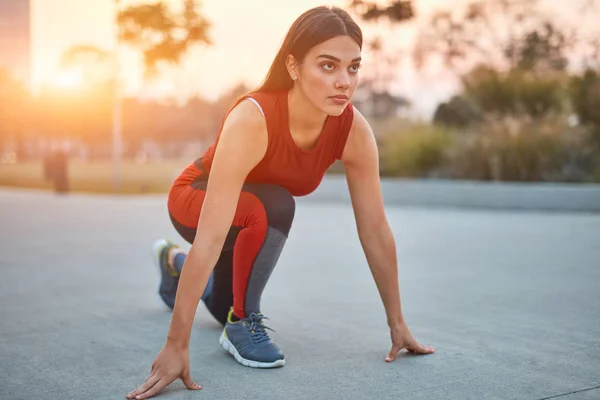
[51,68,84,88]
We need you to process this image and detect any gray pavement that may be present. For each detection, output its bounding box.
[1,187,599,400]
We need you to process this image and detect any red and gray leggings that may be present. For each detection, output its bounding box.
[167,171,295,325]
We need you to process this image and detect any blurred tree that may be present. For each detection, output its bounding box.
[432,65,568,126]
[413,0,576,73]
[508,22,570,74]
[433,95,483,127]
[347,2,415,117]
[570,69,600,140]
[32,1,213,161]
[117,0,212,79]
[347,0,414,22]
[462,66,567,118]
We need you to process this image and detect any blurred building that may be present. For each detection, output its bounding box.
[0,0,31,86]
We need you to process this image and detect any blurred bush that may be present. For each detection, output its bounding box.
[461,66,568,118]
[379,114,600,183]
[570,69,600,143]
[433,95,483,128]
[385,64,600,183]
[379,122,455,178]
[432,66,569,128]
[446,115,598,182]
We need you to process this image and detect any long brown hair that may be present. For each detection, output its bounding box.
[252,6,363,93]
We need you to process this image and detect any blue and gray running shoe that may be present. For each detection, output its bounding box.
[152,239,180,309]
[219,308,285,368]
[153,239,214,311]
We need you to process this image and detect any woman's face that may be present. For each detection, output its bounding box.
[291,35,362,116]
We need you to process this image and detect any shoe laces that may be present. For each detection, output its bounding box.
[243,313,274,344]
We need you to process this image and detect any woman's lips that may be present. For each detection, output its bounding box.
[329,95,349,105]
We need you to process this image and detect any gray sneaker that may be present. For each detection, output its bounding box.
[152,239,179,310]
[219,308,285,368]
[152,239,212,311]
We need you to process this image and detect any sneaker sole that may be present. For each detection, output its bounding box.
[219,332,285,369]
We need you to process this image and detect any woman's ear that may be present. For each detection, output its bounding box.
[285,54,299,81]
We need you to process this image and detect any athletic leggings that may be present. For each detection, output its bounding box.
[167,173,295,325]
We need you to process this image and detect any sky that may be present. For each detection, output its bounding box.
[29,0,599,118]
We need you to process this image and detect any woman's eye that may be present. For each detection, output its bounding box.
[349,64,361,73]
[322,63,334,71]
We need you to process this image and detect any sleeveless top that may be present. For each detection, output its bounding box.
[175,89,354,197]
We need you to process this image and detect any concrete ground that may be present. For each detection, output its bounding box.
[1,187,599,400]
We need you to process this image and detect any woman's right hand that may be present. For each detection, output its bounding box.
[126,342,202,399]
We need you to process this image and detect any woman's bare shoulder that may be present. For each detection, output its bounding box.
[222,97,267,137]
[212,98,269,168]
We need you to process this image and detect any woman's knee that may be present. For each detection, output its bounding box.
[242,184,295,236]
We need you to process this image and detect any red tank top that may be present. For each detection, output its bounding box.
[178,90,354,197]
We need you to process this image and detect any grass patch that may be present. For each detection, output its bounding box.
[0,159,190,194]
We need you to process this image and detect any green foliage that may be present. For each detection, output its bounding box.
[380,114,600,182]
[570,69,600,139]
[447,116,566,181]
[379,123,455,178]
[512,22,569,73]
[462,67,567,118]
[433,95,483,128]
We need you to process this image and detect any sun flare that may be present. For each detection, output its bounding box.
[51,68,84,88]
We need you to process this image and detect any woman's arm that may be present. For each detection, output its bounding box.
[340,109,403,326]
[167,99,268,349]
[127,99,268,400]
[341,109,434,360]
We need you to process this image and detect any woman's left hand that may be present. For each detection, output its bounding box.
[385,323,435,362]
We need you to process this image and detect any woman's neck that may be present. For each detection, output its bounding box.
[287,86,328,135]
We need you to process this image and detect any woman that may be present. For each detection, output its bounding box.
[127,5,434,399]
